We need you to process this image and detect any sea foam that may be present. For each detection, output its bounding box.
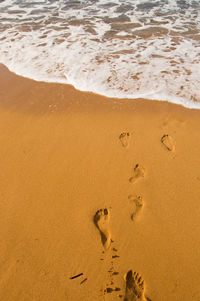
[0,0,200,109]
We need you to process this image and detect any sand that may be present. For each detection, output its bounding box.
[0,63,200,301]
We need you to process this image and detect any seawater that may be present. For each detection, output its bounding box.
[0,0,200,108]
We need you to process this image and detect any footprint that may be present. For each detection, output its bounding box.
[124,270,146,301]
[128,195,144,221]
[104,287,121,294]
[119,132,131,148]
[94,209,111,250]
[129,164,145,184]
[161,134,175,151]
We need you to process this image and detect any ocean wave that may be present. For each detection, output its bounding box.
[0,0,200,109]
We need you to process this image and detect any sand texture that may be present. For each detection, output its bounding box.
[0,64,200,300]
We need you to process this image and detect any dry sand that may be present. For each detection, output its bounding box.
[0,63,200,301]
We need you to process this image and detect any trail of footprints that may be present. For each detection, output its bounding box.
[93,132,175,300]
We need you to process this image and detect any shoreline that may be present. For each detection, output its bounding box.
[1,63,200,110]
[0,63,200,300]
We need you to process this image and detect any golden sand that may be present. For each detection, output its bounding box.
[0,64,200,300]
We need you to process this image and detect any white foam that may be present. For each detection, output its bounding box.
[0,0,200,109]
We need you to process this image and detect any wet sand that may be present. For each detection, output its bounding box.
[0,63,200,301]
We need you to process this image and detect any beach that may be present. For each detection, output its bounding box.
[0,63,200,300]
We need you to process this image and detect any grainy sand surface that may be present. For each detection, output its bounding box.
[0,64,200,301]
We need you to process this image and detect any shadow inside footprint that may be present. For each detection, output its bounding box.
[161,134,175,151]
[94,209,111,250]
[124,270,146,301]
[129,164,145,184]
